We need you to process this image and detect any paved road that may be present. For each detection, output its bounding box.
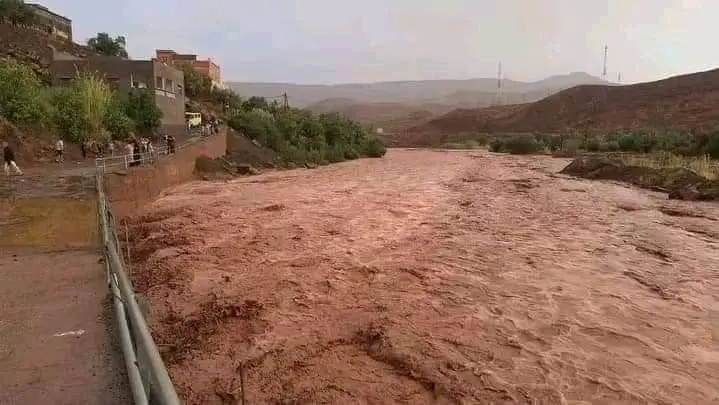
[0,164,130,404]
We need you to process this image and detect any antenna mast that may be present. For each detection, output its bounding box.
[495,62,503,105]
[602,45,608,81]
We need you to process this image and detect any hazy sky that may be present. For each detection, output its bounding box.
[42,0,716,84]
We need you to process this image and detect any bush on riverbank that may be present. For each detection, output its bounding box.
[227,105,386,166]
[487,130,719,158]
[489,134,543,154]
[561,154,719,201]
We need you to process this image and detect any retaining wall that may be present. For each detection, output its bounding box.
[105,132,227,219]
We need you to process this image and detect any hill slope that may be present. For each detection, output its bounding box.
[403,67,719,146]
[0,24,95,78]
[306,99,455,133]
[229,72,610,108]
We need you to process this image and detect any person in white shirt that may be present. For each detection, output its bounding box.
[55,139,64,163]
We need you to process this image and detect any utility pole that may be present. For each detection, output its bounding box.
[495,62,503,106]
[602,44,608,81]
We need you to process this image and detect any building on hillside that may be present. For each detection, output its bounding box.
[154,49,223,89]
[49,56,186,134]
[25,3,72,41]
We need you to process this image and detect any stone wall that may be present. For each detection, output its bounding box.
[105,132,227,219]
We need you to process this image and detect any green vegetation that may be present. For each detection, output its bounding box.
[181,63,243,113]
[438,135,489,149]
[489,134,543,155]
[485,131,719,184]
[227,99,386,166]
[0,56,49,127]
[86,33,129,58]
[0,58,162,143]
[485,130,719,158]
[618,152,719,180]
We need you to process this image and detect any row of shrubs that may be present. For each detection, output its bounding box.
[227,104,386,166]
[0,58,162,143]
[483,131,719,158]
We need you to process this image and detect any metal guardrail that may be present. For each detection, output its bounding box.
[96,170,181,405]
[94,134,213,171]
[93,131,225,403]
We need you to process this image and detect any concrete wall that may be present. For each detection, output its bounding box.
[49,58,186,127]
[26,3,73,40]
[105,132,227,219]
[152,62,186,127]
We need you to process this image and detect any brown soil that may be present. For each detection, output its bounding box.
[561,155,719,201]
[225,128,277,167]
[0,23,96,79]
[406,68,719,146]
[127,149,719,404]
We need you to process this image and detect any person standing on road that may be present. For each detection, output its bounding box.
[2,141,23,176]
[167,135,176,154]
[55,138,64,163]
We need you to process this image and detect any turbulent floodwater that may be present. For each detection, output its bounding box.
[129,149,719,405]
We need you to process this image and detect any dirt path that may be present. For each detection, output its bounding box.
[129,149,719,404]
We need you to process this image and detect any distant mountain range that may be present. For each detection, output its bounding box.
[227,72,613,108]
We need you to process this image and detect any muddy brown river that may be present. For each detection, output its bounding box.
[129,149,719,404]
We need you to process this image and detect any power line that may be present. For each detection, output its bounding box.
[495,62,503,106]
[602,44,608,81]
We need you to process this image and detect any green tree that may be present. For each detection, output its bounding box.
[227,104,385,166]
[103,95,134,140]
[76,72,113,141]
[50,86,86,142]
[86,33,128,57]
[0,58,49,127]
[180,63,211,97]
[704,132,719,159]
[124,89,162,135]
[50,72,114,142]
[242,96,269,112]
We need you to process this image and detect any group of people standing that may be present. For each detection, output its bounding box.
[4,126,194,177]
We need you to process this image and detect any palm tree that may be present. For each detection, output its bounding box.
[86,32,129,58]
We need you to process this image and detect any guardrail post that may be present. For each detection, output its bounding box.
[96,171,181,405]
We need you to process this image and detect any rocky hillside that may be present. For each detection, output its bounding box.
[229,72,611,108]
[0,23,96,79]
[400,67,719,146]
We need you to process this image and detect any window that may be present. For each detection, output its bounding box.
[164,78,173,92]
[155,76,162,89]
